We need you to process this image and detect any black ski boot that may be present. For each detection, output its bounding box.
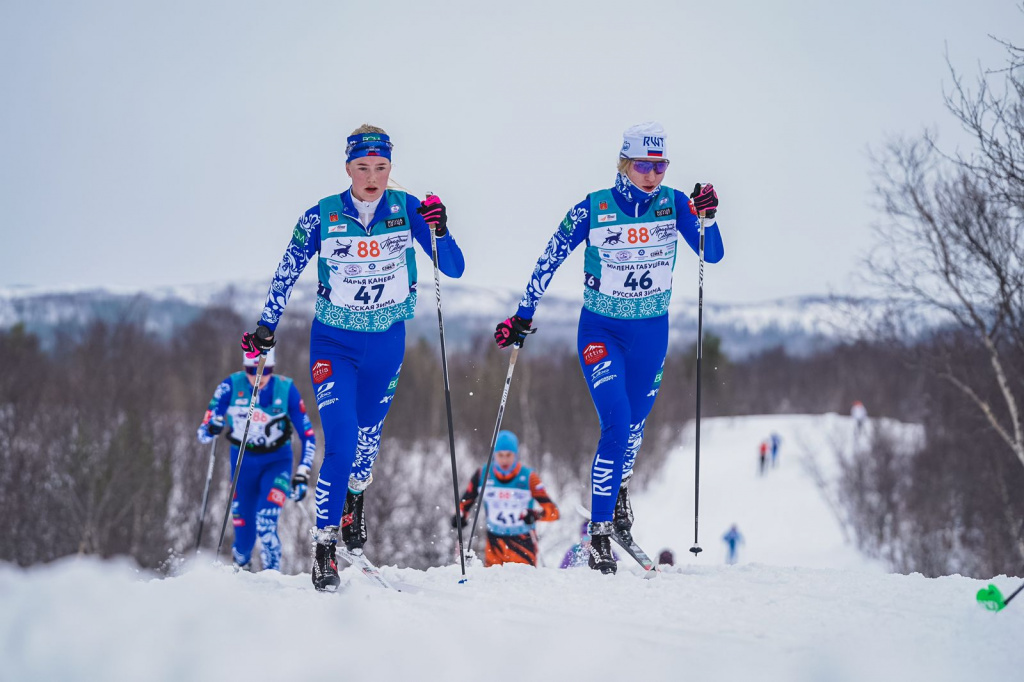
[588,521,617,575]
[311,526,341,592]
[614,483,634,543]
[341,490,366,551]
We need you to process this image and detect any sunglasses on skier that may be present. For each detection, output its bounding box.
[632,160,669,174]
[245,365,273,376]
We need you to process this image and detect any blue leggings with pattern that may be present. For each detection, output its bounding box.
[230,447,292,570]
[576,308,667,523]
[309,319,405,530]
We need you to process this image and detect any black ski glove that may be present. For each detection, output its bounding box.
[206,415,225,436]
[494,315,532,348]
[241,325,275,357]
[521,509,537,525]
[690,183,719,219]
[416,195,448,237]
[291,468,310,502]
[451,513,468,530]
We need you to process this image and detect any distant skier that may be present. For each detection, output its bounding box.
[722,524,744,565]
[453,431,560,567]
[493,122,725,575]
[851,400,868,437]
[239,124,466,591]
[196,349,316,571]
[759,440,768,476]
[769,432,782,468]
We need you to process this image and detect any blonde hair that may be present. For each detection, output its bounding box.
[350,123,388,137]
[617,157,631,174]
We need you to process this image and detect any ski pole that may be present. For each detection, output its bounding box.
[689,212,707,557]
[425,193,467,582]
[194,439,218,554]
[1001,581,1024,608]
[467,343,522,551]
[978,578,1024,612]
[216,352,267,559]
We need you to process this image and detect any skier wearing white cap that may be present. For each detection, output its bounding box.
[197,348,317,571]
[494,122,725,574]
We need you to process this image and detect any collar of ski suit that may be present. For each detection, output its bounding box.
[340,188,390,230]
[490,461,523,482]
[613,172,662,218]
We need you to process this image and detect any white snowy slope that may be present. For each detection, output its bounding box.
[2,415,1021,682]
[630,413,892,570]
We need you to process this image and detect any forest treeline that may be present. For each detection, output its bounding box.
[6,302,1006,576]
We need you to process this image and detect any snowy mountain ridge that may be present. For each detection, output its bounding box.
[0,279,879,358]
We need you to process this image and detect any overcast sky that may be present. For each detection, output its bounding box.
[1,0,1019,305]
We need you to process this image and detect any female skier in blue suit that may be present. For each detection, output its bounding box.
[494,122,724,574]
[241,124,466,590]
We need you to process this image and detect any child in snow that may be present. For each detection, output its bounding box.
[454,431,559,567]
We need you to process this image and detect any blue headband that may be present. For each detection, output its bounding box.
[346,132,393,162]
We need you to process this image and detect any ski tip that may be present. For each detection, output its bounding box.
[643,568,658,580]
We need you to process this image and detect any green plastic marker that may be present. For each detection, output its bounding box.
[977,584,1007,612]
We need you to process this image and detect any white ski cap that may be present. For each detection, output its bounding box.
[620,121,668,161]
[243,347,276,367]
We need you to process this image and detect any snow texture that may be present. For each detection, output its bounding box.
[1,415,1020,681]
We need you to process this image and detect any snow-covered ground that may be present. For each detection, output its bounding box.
[631,413,890,570]
[2,415,1021,682]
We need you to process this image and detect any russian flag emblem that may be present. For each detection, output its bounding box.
[647,150,663,157]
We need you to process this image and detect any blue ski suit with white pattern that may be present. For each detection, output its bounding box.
[514,174,724,524]
[256,188,465,532]
[198,373,316,569]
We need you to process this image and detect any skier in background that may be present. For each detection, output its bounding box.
[239,124,466,591]
[851,400,868,438]
[197,349,316,571]
[759,440,768,476]
[560,520,619,568]
[722,524,744,565]
[494,122,725,575]
[560,521,593,568]
[453,430,560,567]
[769,432,782,468]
